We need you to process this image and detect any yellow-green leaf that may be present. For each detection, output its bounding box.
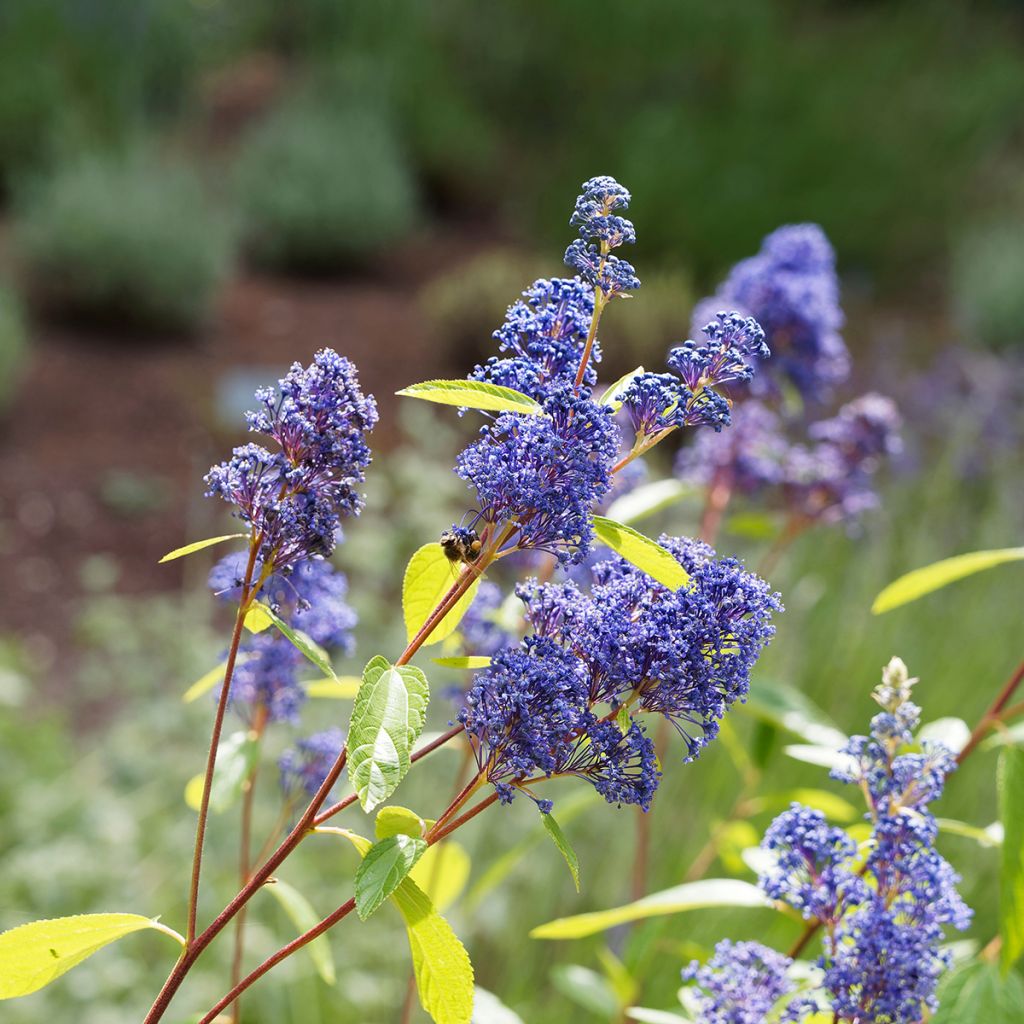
[403,544,482,647]
[872,547,1024,614]
[600,366,645,411]
[260,603,337,679]
[393,876,475,1024]
[377,806,428,840]
[158,534,246,563]
[244,603,274,633]
[530,879,770,940]
[431,656,492,670]
[605,479,691,526]
[999,747,1024,973]
[183,731,260,814]
[396,379,542,415]
[306,676,361,699]
[355,835,428,920]
[541,814,581,892]
[181,655,255,704]
[0,913,183,999]
[409,842,472,913]
[591,516,689,591]
[265,880,335,985]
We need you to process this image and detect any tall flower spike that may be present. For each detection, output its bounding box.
[206,349,377,574]
[564,175,641,298]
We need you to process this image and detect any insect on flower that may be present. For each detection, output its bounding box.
[440,525,484,567]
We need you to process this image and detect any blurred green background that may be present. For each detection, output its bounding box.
[0,1,1022,1021]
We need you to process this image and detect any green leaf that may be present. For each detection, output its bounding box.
[932,961,1024,1023]
[432,656,493,670]
[305,675,361,699]
[257,603,336,679]
[936,818,1003,848]
[376,806,428,840]
[265,879,335,985]
[591,516,689,591]
[918,717,971,754]
[600,366,645,411]
[530,879,770,940]
[605,479,692,526]
[541,814,581,892]
[999,747,1024,972]
[158,534,246,563]
[410,842,472,913]
[244,602,274,633]
[872,546,1024,614]
[783,743,857,774]
[403,543,483,647]
[183,730,260,814]
[396,379,542,415]
[742,680,847,748]
[472,987,525,1024]
[0,913,183,999]
[348,656,430,811]
[616,704,631,735]
[182,661,228,704]
[392,876,475,1024]
[356,835,428,920]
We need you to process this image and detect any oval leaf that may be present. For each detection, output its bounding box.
[158,534,246,564]
[404,545,482,647]
[999,747,1024,972]
[265,880,335,985]
[0,913,183,999]
[541,813,581,893]
[783,743,858,774]
[933,961,1024,1023]
[530,879,770,940]
[348,656,430,812]
[605,479,691,526]
[591,516,689,591]
[356,835,428,920]
[377,806,428,840]
[410,842,472,912]
[872,547,1024,614]
[742,681,847,748]
[600,366,645,411]
[392,877,475,1024]
[396,379,542,415]
[244,603,274,633]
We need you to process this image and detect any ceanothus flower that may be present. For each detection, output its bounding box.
[681,941,815,1024]
[205,350,377,574]
[455,384,618,564]
[278,728,346,799]
[470,277,600,400]
[564,175,641,298]
[693,224,848,403]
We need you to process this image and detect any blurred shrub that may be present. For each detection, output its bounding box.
[0,285,28,413]
[15,152,233,333]
[236,98,418,273]
[0,0,201,191]
[952,222,1024,349]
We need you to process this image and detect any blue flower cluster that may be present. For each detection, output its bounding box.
[620,311,768,442]
[456,384,619,564]
[682,941,815,1024]
[677,393,902,526]
[693,224,848,403]
[205,350,378,573]
[469,277,600,399]
[564,175,641,298]
[683,659,970,1023]
[278,727,346,800]
[208,553,357,725]
[458,538,780,809]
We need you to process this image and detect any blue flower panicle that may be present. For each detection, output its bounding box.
[469,277,600,400]
[205,349,378,574]
[694,223,848,403]
[278,728,346,799]
[455,384,619,565]
[681,941,816,1024]
[458,537,779,810]
[564,175,641,298]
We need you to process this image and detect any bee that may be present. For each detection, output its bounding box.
[440,525,483,567]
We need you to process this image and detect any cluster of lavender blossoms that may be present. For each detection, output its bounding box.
[682,658,970,1023]
[446,177,782,811]
[677,226,902,529]
[204,351,377,793]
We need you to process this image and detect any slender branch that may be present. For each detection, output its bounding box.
[574,289,606,391]
[957,656,1024,764]
[186,541,260,946]
[699,469,733,546]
